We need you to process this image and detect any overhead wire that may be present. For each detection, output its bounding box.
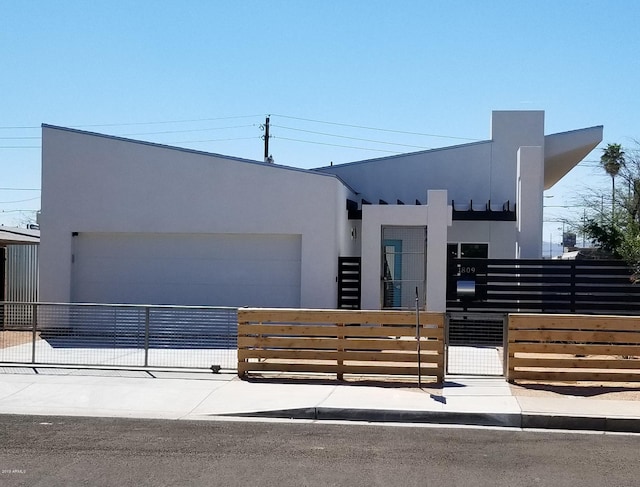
[275,136,401,153]
[0,146,41,149]
[0,136,40,139]
[0,113,485,155]
[169,136,259,144]
[270,124,431,150]
[0,196,40,204]
[0,115,262,131]
[121,124,256,137]
[270,113,483,141]
[0,188,40,191]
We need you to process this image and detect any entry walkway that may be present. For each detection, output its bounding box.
[0,367,638,433]
[447,346,503,376]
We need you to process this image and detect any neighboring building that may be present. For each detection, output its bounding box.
[39,111,602,311]
[1,226,39,303]
[1,226,39,327]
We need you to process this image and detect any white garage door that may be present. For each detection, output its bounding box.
[71,233,301,307]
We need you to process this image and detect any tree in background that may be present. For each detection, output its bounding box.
[581,142,640,281]
[600,143,625,217]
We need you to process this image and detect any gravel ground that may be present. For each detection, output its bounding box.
[0,331,38,349]
[509,381,640,401]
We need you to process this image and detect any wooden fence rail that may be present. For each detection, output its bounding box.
[508,314,640,383]
[238,309,445,383]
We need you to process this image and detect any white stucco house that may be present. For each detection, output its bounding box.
[39,110,602,312]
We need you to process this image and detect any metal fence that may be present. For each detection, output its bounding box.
[446,312,506,376]
[2,245,39,326]
[0,302,238,370]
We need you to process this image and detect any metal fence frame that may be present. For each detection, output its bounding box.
[445,312,507,377]
[1,302,238,371]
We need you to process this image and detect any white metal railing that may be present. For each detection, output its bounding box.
[0,302,238,370]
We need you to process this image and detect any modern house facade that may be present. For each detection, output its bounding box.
[39,111,602,312]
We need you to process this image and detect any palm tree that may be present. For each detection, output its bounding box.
[600,143,625,218]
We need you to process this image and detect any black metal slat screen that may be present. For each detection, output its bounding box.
[337,257,361,309]
[447,259,640,314]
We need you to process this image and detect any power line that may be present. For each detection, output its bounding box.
[0,125,40,130]
[0,136,41,140]
[0,115,262,131]
[271,114,482,141]
[169,136,259,144]
[275,136,400,154]
[0,146,41,149]
[271,124,431,150]
[0,197,40,204]
[0,188,40,191]
[120,124,256,137]
[72,115,262,128]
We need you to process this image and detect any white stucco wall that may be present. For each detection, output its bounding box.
[316,141,493,205]
[489,111,544,203]
[360,190,450,312]
[317,110,547,259]
[516,146,544,258]
[40,126,354,308]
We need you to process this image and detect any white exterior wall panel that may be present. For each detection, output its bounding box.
[71,233,301,307]
[41,127,351,308]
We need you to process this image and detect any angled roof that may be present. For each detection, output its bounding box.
[544,125,603,189]
[316,124,603,191]
[313,140,491,171]
[41,124,346,182]
[0,227,40,245]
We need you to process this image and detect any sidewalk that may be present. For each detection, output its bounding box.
[0,366,639,432]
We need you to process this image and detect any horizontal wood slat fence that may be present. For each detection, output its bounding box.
[447,259,640,314]
[238,309,445,383]
[508,314,640,383]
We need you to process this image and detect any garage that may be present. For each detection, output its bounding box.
[70,232,302,307]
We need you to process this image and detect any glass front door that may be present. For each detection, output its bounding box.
[383,239,402,308]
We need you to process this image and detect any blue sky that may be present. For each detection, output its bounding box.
[2,0,640,246]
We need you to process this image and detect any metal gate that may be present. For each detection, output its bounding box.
[381,226,426,309]
[445,312,506,376]
[1,302,238,371]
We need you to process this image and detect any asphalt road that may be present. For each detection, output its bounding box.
[1,415,639,487]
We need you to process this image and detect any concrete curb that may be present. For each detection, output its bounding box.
[521,414,640,433]
[217,408,640,433]
[217,408,520,428]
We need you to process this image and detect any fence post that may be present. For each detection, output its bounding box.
[442,313,449,379]
[31,303,37,365]
[415,288,422,388]
[144,307,150,367]
[337,322,344,381]
[570,262,577,313]
[502,313,509,379]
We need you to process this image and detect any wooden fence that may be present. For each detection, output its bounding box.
[238,309,445,382]
[447,259,640,314]
[508,314,640,382]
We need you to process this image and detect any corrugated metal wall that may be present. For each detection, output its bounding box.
[3,244,39,327]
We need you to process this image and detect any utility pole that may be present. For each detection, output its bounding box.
[261,116,272,163]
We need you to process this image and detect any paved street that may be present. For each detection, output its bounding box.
[1,415,639,486]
